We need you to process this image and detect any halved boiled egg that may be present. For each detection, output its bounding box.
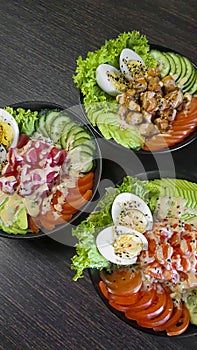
[119,48,145,80]
[0,109,19,149]
[96,64,127,96]
[112,192,153,232]
[96,225,148,265]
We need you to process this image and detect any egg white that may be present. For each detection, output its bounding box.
[96,225,148,265]
[96,64,122,96]
[119,48,145,80]
[112,192,153,231]
[0,109,19,148]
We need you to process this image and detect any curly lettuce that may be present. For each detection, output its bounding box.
[71,176,159,280]
[73,30,157,106]
[5,107,38,136]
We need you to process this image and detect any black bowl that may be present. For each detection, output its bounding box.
[79,44,197,154]
[0,101,102,240]
[89,169,197,337]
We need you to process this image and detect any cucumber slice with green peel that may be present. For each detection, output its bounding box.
[83,139,96,151]
[80,151,94,173]
[39,114,49,137]
[66,129,91,150]
[176,55,187,84]
[68,148,94,173]
[74,130,91,141]
[60,121,77,148]
[187,77,197,95]
[180,57,196,90]
[163,52,176,76]
[45,110,60,134]
[65,126,86,146]
[183,70,197,92]
[150,50,170,77]
[73,136,92,148]
[74,144,94,156]
[166,52,182,81]
[50,115,71,142]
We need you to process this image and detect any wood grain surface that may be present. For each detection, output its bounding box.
[0,1,197,349]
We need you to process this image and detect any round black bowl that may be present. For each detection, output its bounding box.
[89,169,197,337]
[0,101,102,240]
[79,44,197,154]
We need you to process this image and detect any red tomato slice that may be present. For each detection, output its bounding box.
[179,96,197,117]
[137,293,173,328]
[153,302,183,332]
[100,268,142,295]
[126,286,156,311]
[109,291,141,306]
[166,305,190,336]
[126,286,167,321]
[108,300,130,312]
[98,281,109,300]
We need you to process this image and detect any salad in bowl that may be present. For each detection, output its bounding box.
[0,102,101,237]
[71,174,197,336]
[73,31,197,152]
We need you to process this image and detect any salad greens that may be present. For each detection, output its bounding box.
[73,30,157,106]
[5,107,38,136]
[73,31,158,151]
[71,176,197,280]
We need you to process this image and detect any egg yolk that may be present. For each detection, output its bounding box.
[0,122,14,147]
[113,234,143,258]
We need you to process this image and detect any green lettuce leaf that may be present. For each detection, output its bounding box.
[71,176,159,280]
[73,30,157,106]
[5,107,38,136]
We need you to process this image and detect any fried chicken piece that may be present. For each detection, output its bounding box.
[162,75,177,93]
[141,91,158,113]
[126,111,143,125]
[139,123,159,137]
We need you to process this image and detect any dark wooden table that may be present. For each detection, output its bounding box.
[0,1,197,349]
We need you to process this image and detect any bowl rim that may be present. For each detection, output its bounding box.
[79,43,197,154]
[89,169,197,337]
[0,100,102,239]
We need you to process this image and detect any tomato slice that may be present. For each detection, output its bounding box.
[109,291,141,306]
[100,268,142,295]
[98,281,109,300]
[181,96,197,117]
[126,286,156,311]
[126,286,167,321]
[153,302,183,332]
[137,292,173,328]
[166,305,190,336]
[108,300,129,312]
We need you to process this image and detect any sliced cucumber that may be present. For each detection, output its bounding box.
[187,75,197,95]
[60,121,77,149]
[73,136,91,148]
[65,126,88,149]
[77,144,94,156]
[166,52,182,81]
[176,55,187,84]
[83,139,97,151]
[68,147,94,173]
[150,50,170,77]
[39,113,49,137]
[50,115,71,142]
[45,110,60,135]
[163,52,176,76]
[184,69,196,90]
[80,151,94,173]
